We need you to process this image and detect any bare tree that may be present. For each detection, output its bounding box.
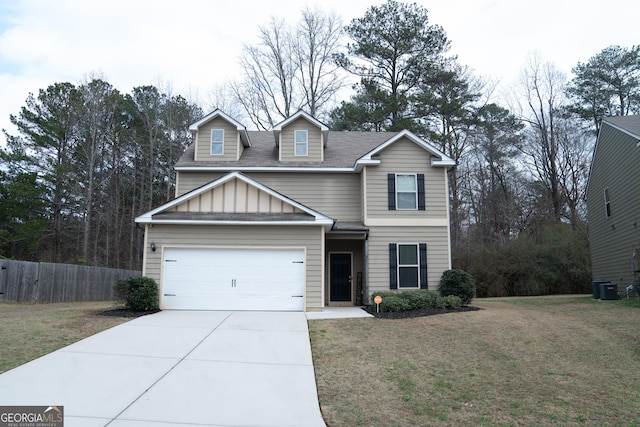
[514,54,566,223]
[294,6,345,119]
[233,8,346,129]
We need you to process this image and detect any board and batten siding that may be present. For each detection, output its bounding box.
[143,224,324,310]
[279,117,323,162]
[176,171,362,220]
[364,137,449,221]
[587,123,640,285]
[366,226,451,300]
[169,178,303,214]
[195,117,243,161]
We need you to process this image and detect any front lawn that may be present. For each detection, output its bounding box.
[309,295,640,426]
[0,301,132,374]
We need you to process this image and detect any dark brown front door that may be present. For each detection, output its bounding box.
[330,253,351,302]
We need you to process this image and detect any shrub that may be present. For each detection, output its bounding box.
[378,294,411,312]
[443,295,462,309]
[114,276,159,311]
[400,290,431,310]
[439,269,476,305]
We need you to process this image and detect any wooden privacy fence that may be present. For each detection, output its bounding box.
[0,259,141,303]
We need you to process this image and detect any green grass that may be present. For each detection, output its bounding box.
[0,301,131,373]
[309,295,640,427]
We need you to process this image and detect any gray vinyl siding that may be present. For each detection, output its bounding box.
[365,138,448,219]
[587,123,640,285]
[176,171,362,220]
[279,118,323,162]
[195,117,241,161]
[366,226,451,301]
[143,224,324,310]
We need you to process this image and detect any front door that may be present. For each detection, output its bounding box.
[330,253,351,302]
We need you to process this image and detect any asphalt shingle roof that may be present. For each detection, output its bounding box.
[603,115,640,138]
[175,131,400,169]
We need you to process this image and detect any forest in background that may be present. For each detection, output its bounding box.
[2,0,639,296]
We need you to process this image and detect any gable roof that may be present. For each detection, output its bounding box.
[272,111,330,147]
[358,130,456,167]
[175,130,455,171]
[602,115,640,140]
[189,109,251,147]
[135,171,334,228]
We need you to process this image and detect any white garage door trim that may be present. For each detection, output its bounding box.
[161,247,305,311]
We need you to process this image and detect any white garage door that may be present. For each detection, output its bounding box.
[161,247,305,311]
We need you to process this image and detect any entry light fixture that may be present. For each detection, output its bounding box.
[150,242,156,252]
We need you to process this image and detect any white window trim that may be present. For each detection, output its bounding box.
[397,243,420,289]
[604,188,611,218]
[396,174,418,210]
[295,130,308,157]
[211,129,224,156]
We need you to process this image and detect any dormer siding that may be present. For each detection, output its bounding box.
[279,117,323,162]
[194,117,243,161]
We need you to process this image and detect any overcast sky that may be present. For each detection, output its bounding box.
[1,0,638,135]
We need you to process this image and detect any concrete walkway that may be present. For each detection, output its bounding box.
[0,310,341,427]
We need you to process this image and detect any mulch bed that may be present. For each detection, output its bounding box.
[362,305,482,319]
[97,308,161,318]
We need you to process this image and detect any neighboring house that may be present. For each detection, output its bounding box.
[586,115,640,289]
[135,110,455,311]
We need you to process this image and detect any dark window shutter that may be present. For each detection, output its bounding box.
[417,174,425,210]
[387,174,396,210]
[419,243,428,289]
[389,243,398,289]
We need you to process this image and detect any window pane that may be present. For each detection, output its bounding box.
[399,267,419,288]
[295,142,307,156]
[398,244,418,264]
[397,174,416,191]
[212,129,224,142]
[211,142,223,155]
[397,192,417,209]
[295,130,307,143]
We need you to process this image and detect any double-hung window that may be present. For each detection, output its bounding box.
[396,174,417,209]
[295,130,308,156]
[211,129,224,155]
[387,173,426,210]
[389,243,428,289]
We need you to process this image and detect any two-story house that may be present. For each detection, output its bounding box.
[587,115,640,290]
[135,110,455,312]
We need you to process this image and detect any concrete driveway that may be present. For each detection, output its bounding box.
[0,310,335,427]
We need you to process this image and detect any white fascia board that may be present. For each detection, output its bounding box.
[174,166,357,173]
[136,219,335,231]
[189,109,251,147]
[358,129,455,167]
[602,119,640,141]
[272,111,329,131]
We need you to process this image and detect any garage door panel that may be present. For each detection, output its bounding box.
[162,248,304,311]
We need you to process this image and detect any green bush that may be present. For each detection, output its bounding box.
[378,294,411,312]
[373,289,464,312]
[438,269,476,306]
[400,290,431,310]
[114,276,159,311]
[443,295,462,309]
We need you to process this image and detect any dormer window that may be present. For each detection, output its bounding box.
[295,130,308,156]
[211,129,224,155]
